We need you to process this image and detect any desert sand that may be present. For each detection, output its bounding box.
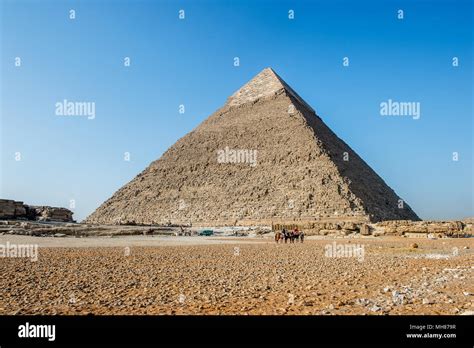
[0,235,472,315]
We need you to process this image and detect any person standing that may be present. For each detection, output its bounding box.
[292,228,299,243]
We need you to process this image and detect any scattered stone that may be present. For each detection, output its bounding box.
[0,237,471,315]
[392,291,405,305]
[369,305,381,312]
[360,224,371,236]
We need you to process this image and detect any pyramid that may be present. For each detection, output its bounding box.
[85,68,419,226]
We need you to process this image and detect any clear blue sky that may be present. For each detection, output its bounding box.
[1,0,472,221]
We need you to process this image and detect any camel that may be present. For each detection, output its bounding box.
[274,231,283,243]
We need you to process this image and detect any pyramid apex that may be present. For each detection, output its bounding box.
[227,68,315,113]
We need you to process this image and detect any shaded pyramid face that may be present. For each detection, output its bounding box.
[85,68,419,225]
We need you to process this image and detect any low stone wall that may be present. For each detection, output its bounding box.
[272,219,472,237]
[27,206,74,222]
[0,199,27,219]
[272,221,371,236]
[0,199,74,222]
[374,220,470,237]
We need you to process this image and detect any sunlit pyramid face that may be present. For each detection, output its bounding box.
[85,68,419,226]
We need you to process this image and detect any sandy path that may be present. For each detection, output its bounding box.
[0,235,268,248]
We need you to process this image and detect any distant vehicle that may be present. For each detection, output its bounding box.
[199,230,214,236]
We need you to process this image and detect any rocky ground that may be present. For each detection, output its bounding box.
[0,236,472,315]
[0,220,268,238]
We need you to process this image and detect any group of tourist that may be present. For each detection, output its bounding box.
[275,228,305,243]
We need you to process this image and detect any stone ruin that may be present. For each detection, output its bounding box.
[0,199,74,222]
[273,219,472,237]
